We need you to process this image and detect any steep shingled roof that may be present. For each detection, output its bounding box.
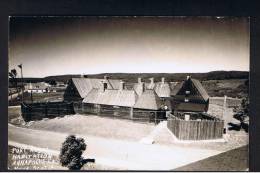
[134,89,162,110]
[171,81,184,96]
[83,89,138,107]
[191,78,210,101]
[170,78,209,101]
[154,82,171,98]
[71,78,121,98]
[134,82,171,98]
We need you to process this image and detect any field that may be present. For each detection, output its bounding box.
[201,79,248,98]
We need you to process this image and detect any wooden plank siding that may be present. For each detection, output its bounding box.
[21,102,75,121]
[167,115,224,140]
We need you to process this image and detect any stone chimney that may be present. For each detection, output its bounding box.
[138,77,142,84]
[119,81,125,91]
[100,80,108,92]
[161,77,165,84]
[149,78,154,85]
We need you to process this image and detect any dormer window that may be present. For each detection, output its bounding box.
[185,90,190,95]
[184,98,189,102]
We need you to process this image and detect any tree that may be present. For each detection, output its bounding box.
[59,135,87,170]
[9,69,18,91]
[48,80,57,86]
[233,96,249,132]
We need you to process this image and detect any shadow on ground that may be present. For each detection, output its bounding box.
[228,122,248,133]
[173,145,248,171]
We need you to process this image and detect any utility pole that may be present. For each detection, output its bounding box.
[18,64,23,103]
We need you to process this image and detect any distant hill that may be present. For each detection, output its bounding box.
[9,71,249,83]
[82,71,249,83]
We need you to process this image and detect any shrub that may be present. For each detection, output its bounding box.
[59,135,86,170]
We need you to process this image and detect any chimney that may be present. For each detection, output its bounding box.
[104,75,109,80]
[81,73,84,78]
[138,77,142,84]
[161,77,165,84]
[141,82,145,93]
[186,75,191,80]
[100,80,108,92]
[149,78,154,85]
[119,81,125,90]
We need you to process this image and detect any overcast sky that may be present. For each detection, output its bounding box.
[9,16,249,78]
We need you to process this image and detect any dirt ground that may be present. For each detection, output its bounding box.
[8,102,248,151]
[9,125,220,170]
[25,114,155,141]
[8,101,248,170]
[8,145,119,170]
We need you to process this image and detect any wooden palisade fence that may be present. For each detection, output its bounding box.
[167,114,224,140]
[21,101,75,122]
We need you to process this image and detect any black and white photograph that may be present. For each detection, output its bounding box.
[8,16,249,171]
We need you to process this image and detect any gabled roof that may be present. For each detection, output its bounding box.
[134,90,162,110]
[71,78,121,98]
[83,89,137,107]
[154,82,171,98]
[134,82,171,98]
[170,78,209,101]
[191,79,209,101]
[133,83,144,96]
[171,81,184,96]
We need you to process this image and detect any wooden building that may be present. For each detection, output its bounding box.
[26,82,50,93]
[63,76,121,102]
[134,77,172,111]
[170,76,209,113]
[79,79,165,122]
[82,81,137,119]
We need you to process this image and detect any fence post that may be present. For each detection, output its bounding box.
[45,103,48,118]
[58,103,60,116]
[130,107,133,119]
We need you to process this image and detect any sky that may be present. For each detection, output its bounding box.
[9,16,249,78]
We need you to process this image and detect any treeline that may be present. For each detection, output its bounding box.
[85,71,249,83]
[9,71,249,84]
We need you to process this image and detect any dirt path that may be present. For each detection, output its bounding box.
[8,124,221,170]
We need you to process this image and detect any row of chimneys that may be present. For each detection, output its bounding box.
[100,76,167,92]
[101,76,125,92]
[92,75,191,93]
[138,77,165,84]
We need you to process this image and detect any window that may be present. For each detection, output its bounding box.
[184,98,189,102]
[185,90,190,94]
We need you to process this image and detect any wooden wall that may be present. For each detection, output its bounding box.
[21,101,75,122]
[167,115,224,140]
